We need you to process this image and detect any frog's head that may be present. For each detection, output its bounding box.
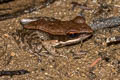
[66,16,93,35]
[65,19,93,38]
[66,22,93,34]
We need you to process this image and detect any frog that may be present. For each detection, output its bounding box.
[12,16,93,55]
[21,16,93,45]
[12,14,120,56]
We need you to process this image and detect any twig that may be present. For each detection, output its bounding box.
[90,57,102,67]
[0,69,30,77]
[106,36,120,44]
[0,0,56,21]
[0,0,13,4]
[90,16,120,30]
[71,1,92,10]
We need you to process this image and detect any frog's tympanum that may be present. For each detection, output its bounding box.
[13,16,93,54]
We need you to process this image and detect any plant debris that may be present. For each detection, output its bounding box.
[106,36,120,44]
[0,69,30,77]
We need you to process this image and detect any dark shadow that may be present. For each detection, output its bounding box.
[0,0,14,4]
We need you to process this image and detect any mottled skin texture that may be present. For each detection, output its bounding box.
[12,29,50,54]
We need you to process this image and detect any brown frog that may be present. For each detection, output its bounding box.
[21,16,93,42]
[13,15,120,56]
[12,16,93,55]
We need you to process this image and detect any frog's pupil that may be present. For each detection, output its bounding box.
[68,33,79,38]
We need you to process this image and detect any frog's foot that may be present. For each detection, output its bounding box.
[41,40,68,58]
[41,40,59,56]
[53,34,91,47]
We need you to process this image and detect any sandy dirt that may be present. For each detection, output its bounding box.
[0,0,120,80]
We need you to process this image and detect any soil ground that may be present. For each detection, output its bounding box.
[0,0,120,80]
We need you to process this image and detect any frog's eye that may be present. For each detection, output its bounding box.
[67,30,79,38]
[68,33,79,38]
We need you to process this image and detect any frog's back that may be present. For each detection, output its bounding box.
[22,16,93,35]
